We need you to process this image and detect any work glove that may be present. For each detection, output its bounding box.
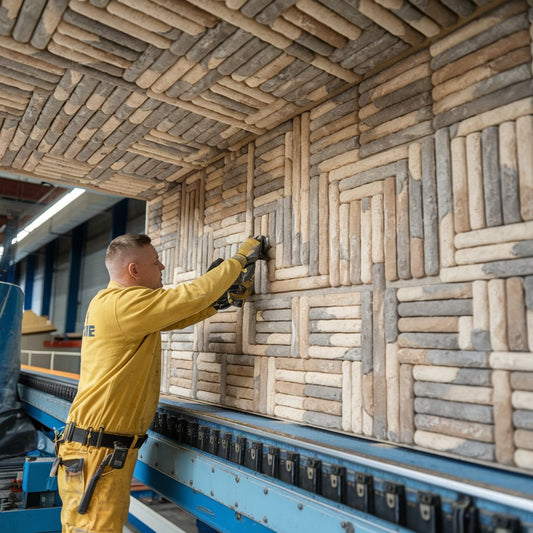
[212,291,231,310]
[208,236,269,309]
[227,261,255,307]
[233,236,270,266]
[207,258,256,310]
[207,258,231,310]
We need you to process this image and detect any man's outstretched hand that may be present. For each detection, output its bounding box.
[209,236,270,310]
[235,235,270,265]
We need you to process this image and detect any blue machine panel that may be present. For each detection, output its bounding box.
[15,368,533,533]
[22,458,58,493]
[134,433,407,533]
[0,507,61,533]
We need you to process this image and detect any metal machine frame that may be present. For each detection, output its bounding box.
[9,367,533,533]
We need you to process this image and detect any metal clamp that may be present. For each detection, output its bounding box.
[84,427,93,446]
[95,426,105,448]
[64,421,76,441]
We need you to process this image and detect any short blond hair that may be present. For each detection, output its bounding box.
[105,234,152,270]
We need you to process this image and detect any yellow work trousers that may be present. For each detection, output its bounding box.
[57,441,139,533]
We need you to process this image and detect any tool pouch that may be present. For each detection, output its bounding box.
[63,458,84,478]
[57,457,86,519]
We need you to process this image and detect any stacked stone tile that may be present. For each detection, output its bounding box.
[152,1,533,473]
[430,0,532,131]
[309,87,359,179]
[358,50,434,157]
[273,358,344,429]
[0,0,364,201]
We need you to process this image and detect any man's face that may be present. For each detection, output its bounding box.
[133,244,165,289]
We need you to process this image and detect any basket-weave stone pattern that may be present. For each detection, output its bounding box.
[0,0,532,471]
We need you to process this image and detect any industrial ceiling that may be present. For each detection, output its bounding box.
[0,0,505,246]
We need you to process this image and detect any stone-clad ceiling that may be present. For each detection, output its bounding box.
[0,0,503,200]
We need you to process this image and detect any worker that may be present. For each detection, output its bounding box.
[54,233,267,533]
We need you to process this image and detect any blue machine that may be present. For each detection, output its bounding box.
[14,367,533,533]
[0,457,61,533]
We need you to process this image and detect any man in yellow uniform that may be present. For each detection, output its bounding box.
[55,233,265,532]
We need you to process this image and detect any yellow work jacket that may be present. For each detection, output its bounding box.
[66,257,243,436]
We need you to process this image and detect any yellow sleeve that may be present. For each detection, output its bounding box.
[162,306,217,331]
[113,257,242,337]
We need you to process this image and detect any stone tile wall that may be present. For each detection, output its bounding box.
[148,1,533,471]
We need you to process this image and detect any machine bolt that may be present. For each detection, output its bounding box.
[298,503,303,510]
[341,521,355,532]
[235,476,240,483]
[210,491,214,497]
[235,502,238,508]
[263,517,268,523]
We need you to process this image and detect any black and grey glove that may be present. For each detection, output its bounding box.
[209,236,270,310]
[207,259,257,310]
[207,258,231,310]
[233,235,270,267]
[227,261,255,307]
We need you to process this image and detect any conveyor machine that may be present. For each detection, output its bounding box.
[12,366,533,533]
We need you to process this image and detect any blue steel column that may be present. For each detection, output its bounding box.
[41,240,56,318]
[111,198,128,239]
[14,261,21,286]
[24,254,36,310]
[65,223,86,335]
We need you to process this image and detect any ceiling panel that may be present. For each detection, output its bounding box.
[0,0,504,207]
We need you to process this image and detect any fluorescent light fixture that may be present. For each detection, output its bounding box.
[14,187,85,244]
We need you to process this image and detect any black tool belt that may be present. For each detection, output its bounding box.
[63,422,148,449]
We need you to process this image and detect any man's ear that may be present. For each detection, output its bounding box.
[127,262,139,278]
